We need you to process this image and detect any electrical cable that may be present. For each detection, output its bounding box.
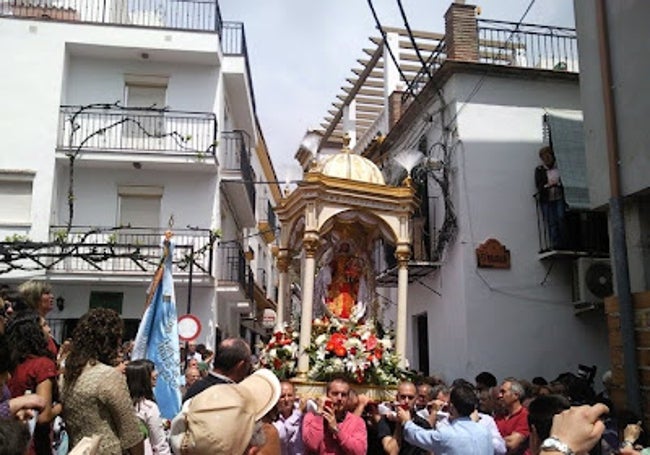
[366,0,418,100]
[396,0,428,70]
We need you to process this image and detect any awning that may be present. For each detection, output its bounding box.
[544,109,590,210]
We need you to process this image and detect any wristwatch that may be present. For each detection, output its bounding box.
[540,436,575,454]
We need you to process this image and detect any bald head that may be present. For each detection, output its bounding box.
[213,337,252,382]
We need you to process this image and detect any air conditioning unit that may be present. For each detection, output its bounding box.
[573,258,613,306]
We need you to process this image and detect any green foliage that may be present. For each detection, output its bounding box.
[3,233,30,243]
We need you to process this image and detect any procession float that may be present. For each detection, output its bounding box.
[257,137,420,399]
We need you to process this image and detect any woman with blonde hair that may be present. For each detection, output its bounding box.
[62,308,144,455]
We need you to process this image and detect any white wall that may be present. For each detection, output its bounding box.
[405,73,610,382]
[47,282,216,344]
[53,166,216,228]
[0,21,66,242]
[64,56,219,111]
[574,1,650,208]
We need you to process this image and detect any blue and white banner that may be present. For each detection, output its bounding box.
[132,236,181,420]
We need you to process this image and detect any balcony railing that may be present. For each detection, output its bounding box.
[403,20,577,105]
[217,243,253,299]
[220,130,256,211]
[46,226,214,275]
[478,19,578,72]
[0,0,223,32]
[221,21,257,113]
[534,195,609,255]
[57,105,217,158]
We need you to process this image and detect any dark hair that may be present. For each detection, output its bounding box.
[0,418,31,455]
[528,394,570,442]
[213,338,250,372]
[532,376,548,386]
[450,384,478,416]
[326,375,351,394]
[475,371,497,388]
[0,333,15,374]
[5,311,52,364]
[64,308,123,393]
[126,359,156,405]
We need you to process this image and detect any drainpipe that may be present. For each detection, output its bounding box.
[595,0,641,415]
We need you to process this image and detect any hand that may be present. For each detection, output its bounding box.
[623,422,642,444]
[396,407,411,424]
[356,394,371,408]
[549,404,609,454]
[9,394,46,417]
[321,403,338,433]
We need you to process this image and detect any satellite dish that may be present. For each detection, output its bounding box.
[585,262,613,299]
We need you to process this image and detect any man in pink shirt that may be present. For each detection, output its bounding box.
[302,377,367,454]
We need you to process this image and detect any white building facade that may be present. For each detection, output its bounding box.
[0,2,280,348]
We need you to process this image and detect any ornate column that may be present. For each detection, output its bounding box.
[275,248,290,331]
[297,232,319,378]
[395,243,410,367]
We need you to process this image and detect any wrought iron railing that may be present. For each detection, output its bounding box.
[402,20,577,105]
[221,21,257,113]
[57,105,217,157]
[220,130,256,211]
[478,19,578,72]
[217,243,254,299]
[534,195,609,254]
[46,226,214,274]
[0,0,223,32]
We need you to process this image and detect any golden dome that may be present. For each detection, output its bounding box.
[320,150,385,185]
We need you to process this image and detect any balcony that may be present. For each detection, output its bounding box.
[220,130,256,227]
[57,105,217,166]
[375,236,441,288]
[42,226,214,278]
[0,0,223,32]
[257,200,276,243]
[534,195,610,259]
[217,243,253,302]
[403,20,578,105]
[221,21,256,134]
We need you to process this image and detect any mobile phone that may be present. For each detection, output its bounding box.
[399,403,410,410]
[324,399,333,410]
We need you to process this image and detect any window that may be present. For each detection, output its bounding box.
[0,172,34,225]
[89,291,124,314]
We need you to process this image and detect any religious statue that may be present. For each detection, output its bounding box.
[314,242,369,321]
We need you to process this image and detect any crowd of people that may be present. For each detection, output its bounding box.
[0,279,647,455]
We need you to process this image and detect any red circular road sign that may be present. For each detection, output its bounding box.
[178,314,202,341]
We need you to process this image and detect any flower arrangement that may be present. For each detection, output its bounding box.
[306,316,405,386]
[256,325,299,380]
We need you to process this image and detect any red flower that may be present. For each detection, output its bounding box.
[334,346,347,357]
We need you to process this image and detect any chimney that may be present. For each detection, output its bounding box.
[444,2,479,62]
[388,90,405,128]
